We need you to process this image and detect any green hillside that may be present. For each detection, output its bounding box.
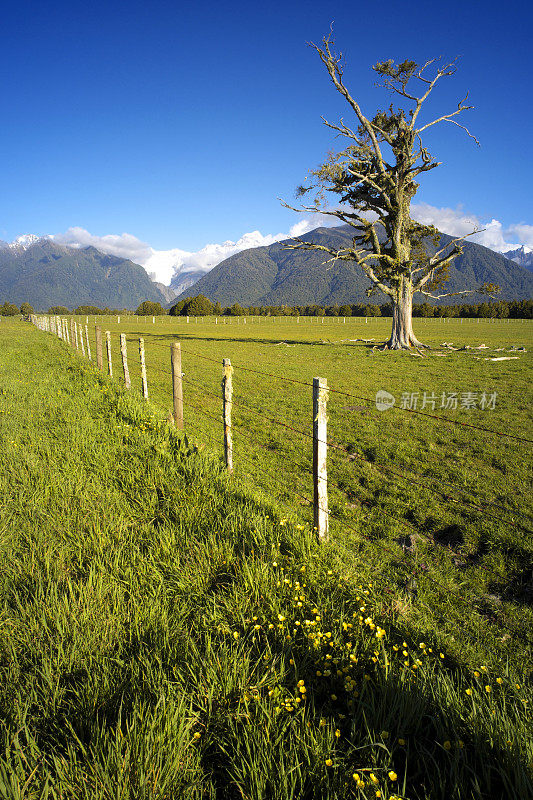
[0,239,168,310]
[178,225,533,307]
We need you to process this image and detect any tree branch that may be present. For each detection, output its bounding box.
[416,288,478,299]
[311,34,389,178]
[430,229,483,262]
[416,104,476,137]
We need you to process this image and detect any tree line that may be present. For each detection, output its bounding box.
[2,297,531,319]
[168,295,532,319]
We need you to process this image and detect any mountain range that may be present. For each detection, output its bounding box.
[174,225,533,307]
[503,245,533,271]
[1,228,532,311]
[0,237,172,310]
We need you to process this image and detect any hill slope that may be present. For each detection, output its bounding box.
[176,224,533,306]
[0,238,168,310]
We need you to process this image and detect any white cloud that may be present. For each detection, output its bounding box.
[411,203,532,253]
[505,223,533,250]
[53,227,153,265]
[51,215,342,286]
[47,207,532,288]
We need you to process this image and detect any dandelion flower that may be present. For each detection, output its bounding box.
[388,771,398,781]
[485,685,492,693]
[465,688,473,696]
[443,741,452,751]
[325,758,333,767]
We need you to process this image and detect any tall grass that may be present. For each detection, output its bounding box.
[58,314,533,677]
[0,319,531,799]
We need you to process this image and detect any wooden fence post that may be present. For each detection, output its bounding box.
[313,377,329,542]
[80,324,86,357]
[74,321,80,350]
[222,358,233,473]
[120,333,131,388]
[95,325,103,370]
[139,337,148,400]
[85,325,91,361]
[171,342,184,429]
[106,331,113,376]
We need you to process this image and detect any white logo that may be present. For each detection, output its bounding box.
[376,390,396,412]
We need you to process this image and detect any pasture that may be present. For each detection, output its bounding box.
[70,314,533,672]
[0,315,531,798]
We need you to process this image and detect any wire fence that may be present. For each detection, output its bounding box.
[31,313,533,631]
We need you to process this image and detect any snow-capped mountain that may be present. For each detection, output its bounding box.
[148,231,289,288]
[0,236,170,309]
[9,234,46,251]
[501,245,533,271]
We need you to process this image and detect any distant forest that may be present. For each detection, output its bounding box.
[168,295,533,319]
[1,297,532,318]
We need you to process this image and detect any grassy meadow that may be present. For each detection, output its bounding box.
[72,314,533,670]
[0,315,531,798]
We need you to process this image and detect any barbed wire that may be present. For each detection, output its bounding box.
[41,325,533,583]
[229,438,511,622]
[174,379,531,588]
[154,342,532,445]
[106,336,531,528]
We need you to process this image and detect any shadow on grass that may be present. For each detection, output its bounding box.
[127,331,383,350]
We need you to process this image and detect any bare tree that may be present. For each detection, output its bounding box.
[284,34,497,349]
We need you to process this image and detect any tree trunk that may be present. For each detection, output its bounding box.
[384,280,428,350]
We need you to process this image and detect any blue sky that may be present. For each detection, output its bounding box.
[1,0,531,281]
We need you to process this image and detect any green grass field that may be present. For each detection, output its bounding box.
[0,316,532,798]
[60,314,533,669]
